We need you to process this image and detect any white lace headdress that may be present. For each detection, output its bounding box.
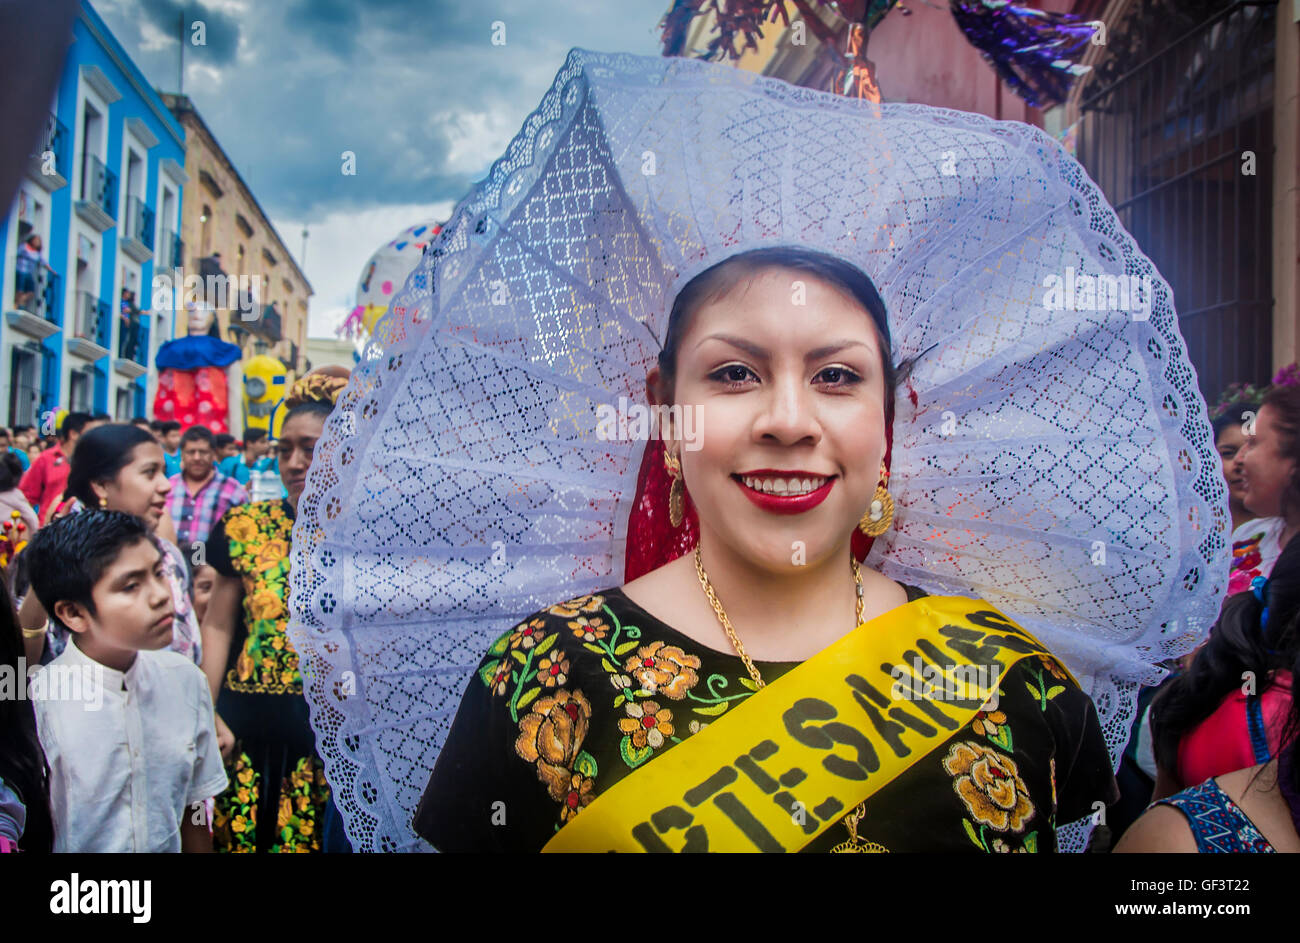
[287,49,1229,852]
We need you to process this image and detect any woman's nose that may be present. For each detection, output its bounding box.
[752,377,820,445]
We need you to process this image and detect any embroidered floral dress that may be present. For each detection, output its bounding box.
[206,499,330,852]
[415,586,1119,852]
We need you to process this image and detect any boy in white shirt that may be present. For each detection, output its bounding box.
[25,510,228,852]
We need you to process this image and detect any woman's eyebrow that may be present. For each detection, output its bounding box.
[695,334,874,362]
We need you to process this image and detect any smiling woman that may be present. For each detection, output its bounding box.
[287,49,1228,854]
[413,247,1119,853]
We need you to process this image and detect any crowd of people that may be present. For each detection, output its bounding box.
[0,321,1292,855]
[0,368,346,853]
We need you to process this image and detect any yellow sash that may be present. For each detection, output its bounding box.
[543,595,1073,853]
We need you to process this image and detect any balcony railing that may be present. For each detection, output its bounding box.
[30,112,69,179]
[10,257,60,323]
[118,310,149,366]
[80,153,117,218]
[72,291,112,349]
[125,196,155,250]
[158,229,184,269]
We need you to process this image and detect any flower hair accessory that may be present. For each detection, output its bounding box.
[284,369,349,410]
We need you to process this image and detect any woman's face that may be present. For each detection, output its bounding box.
[1216,422,1248,504]
[278,412,325,506]
[658,268,889,573]
[97,442,171,529]
[1234,404,1297,518]
[192,564,216,624]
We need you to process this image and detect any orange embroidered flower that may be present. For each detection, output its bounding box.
[488,660,513,697]
[255,538,289,571]
[971,709,1007,739]
[560,772,595,822]
[236,649,254,681]
[547,595,605,618]
[536,652,570,688]
[509,618,547,651]
[942,741,1035,832]
[567,615,609,642]
[624,641,700,699]
[1037,653,1068,681]
[248,590,284,621]
[618,699,674,749]
[515,689,592,801]
[225,515,258,545]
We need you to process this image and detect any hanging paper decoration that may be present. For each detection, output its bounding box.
[948,0,1097,109]
[660,0,1098,108]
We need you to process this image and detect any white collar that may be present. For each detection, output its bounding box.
[60,635,142,691]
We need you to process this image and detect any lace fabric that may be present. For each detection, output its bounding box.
[286,49,1229,853]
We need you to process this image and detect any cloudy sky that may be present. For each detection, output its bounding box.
[91,0,672,337]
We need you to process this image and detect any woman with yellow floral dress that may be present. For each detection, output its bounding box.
[201,371,350,852]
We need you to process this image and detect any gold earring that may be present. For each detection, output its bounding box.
[99,495,109,509]
[858,462,893,537]
[663,449,684,528]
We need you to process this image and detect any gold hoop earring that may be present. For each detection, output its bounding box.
[663,449,685,528]
[858,462,893,537]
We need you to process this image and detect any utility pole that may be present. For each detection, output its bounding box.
[177,12,184,94]
[301,227,309,266]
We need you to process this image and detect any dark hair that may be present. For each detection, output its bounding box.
[180,425,214,449]
[243,428,267,446]
[0,578,54,851]
[657,247,896,415]
[66,424,159,507]
[131,417,151,427]
[1152,534,1300,784]
[58,412,93,441]
[24,510,156,632]
[12,425,32,437]
[0,427,10,439]
[1212,402,1258,444]
[284,400,332,426]
[160,421,181,435]
[214,433,236,451]
[0,452,24,491]
[92,413,111,423]
[1257,385,1300,520]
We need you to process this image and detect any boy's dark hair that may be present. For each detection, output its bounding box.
[160,420,181,435]
[0,452,24,491]
[180,425,214,449]
[243,428,267,446]
[58,412,93,441]
[131,417,151,428]
[12,425,32,437]
[24,510,156,632]
[214,433,236,451]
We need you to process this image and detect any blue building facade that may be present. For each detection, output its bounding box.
[1,0,186,430]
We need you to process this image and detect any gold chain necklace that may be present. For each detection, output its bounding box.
[693,545,864,689]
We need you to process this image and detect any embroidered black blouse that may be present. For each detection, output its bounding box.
[415,585,1119,852]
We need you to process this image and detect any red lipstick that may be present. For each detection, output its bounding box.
[733,470,836,516]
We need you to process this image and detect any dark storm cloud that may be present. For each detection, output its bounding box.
[138,0,241,65]
[93,0,668,217]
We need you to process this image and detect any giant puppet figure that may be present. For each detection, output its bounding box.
[153,302,242,432]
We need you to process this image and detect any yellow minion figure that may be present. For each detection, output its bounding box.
[242,354,288,438]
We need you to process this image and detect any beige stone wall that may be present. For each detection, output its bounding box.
[166,99,312,379]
